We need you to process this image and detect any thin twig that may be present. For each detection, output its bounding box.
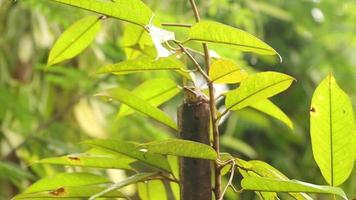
[216,108,230,122]
[174,41,210,82]
[230,184,243,193]
[161,22,192,28]
[188,0,222,198]
[189,0,201,22]
[219,160,236,200]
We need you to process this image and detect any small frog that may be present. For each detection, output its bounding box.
[183,86,209,104]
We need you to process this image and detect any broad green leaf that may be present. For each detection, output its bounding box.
[35,153,135,171]
[121,23,153,59]
[189,21,279,57]
[310,74,356,186]
[225,72,294,111]
[238,163,277,200]
[220,136,257,158]
[13,173,118,199]
[138,180,168,200]
[140,139,217,160]
[247,160,312,200]
[250,99,294,130]
[82,139,171,172]
[89,172,157,200]
[167,155,179,180]
[237,159,312,200]
[98,87,177,130]
[209,59,248,84]
[118,78,180,118]
[96,56,185,75]
[241,177,347,200]
[52,0,152,26]
[14,185,124,199]
[47,16,101,66]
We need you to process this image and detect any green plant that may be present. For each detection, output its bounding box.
[13,0,355,200]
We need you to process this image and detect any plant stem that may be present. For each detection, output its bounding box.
[174,41,210,82]
[188,0,222,199]
[161,22,192,28]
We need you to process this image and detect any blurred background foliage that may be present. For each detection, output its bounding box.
[0,0,355,199]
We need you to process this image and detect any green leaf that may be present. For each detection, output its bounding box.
[189,21,279,57]
[225,71,294,111]
[138,180,168,200]
[310,74,356,186]
[118,78,180,118]
[47,16,101,66]
[96,56,185,75]
[35,153,135,171]
[13,173,124,199]
[89,172,157,200]
[237,159,312,200]
[209,59,248,84]
[250,99,294,130]
[241,177,347,200]
[140,139,217,160]
[14,185,124,199]
[52,0,152,26]
[24,173,109,194]
[121,23,153,59]
[82,139,171,172]
[98,87,177,130]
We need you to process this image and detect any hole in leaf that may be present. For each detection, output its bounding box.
[49,187,65,196]
[67,156,80,161]
[310,107,316,112]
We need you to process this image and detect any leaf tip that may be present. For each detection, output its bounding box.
[277,52,283,63]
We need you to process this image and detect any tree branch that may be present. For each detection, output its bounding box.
[161,22,192,28]
[188,0,222,199]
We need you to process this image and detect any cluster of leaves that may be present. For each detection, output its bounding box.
[3,0,355,200]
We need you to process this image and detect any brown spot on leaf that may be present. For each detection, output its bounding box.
[310,107,316,112]
[68,156,80,161]
[49,187,65,196]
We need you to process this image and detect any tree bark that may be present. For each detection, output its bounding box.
[178,99,212,200]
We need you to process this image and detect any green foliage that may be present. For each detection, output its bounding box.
[13,173,124,199]
[97,87,177,130]
[118,78,181,118]
[2,0,356,200]
[82,139,172,172]
[241,177,347,199]
[36,153,136,171]
[140,139,217,160]
[209,59,248,84]
[237,159,312,199]
[47,15,101,66]
[225,71,294,111]
[188,21,279,57]
[89,172,157,200]
[51,0,152,26]
[250,99,294,130]
[138,180,171,200]
[96,56,186,75]
[310,74,356,186]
